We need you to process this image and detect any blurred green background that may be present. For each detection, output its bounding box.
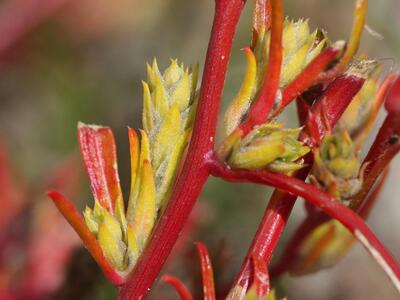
[0,0,399,299]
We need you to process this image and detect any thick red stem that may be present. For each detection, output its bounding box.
[118,1,246,299]
[209,159,400,292]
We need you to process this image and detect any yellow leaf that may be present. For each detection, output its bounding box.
[171,70,191,111]
[153,77,169,118]
[156,129,191,208]
[98,211,125,270]
[127,130,151,222]
[127,224,139,266]
[142,81,154,133]
[224,48,257,135]
[83,206,99,234]
[230,138,285,169]
[152,104,181,171]
[131,160,156,251]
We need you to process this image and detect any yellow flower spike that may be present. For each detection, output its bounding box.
[171,70,191,111]
[224,48,257,135]
[152,103,181,171]
[255,19,326,89]
[156,129,191,208]
[98,211,125,271]
[131,160,156,251]
[142,81,154,134]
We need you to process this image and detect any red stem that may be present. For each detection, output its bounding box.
[209,158,400,292]
[161,275,194,300]
[270,168,389,278]
[118,1,246,299]
[252,0,272,50]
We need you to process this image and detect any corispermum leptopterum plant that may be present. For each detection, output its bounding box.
[48,0,400,299]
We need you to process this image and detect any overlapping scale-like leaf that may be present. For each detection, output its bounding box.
[70,59,197,277]
[226,123,310,173]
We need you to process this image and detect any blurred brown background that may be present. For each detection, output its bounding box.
[0,0,399,299]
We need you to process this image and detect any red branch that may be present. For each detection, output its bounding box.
[118,1,246,299]
[227,67,367,291]
[161,275,194,300]
[196,242,216,300]
[208,158,400,292]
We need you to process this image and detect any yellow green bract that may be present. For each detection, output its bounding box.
[289,220,354,275]
[312,130,362,201]
[224,19,326,135]
[84,59,197,273]
[227,123,310,173]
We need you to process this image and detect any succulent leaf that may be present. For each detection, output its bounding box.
[226,123,310,173]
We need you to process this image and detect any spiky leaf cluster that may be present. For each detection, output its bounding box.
[224,19,326,135]
[312,130,362,201]
[83,59,197,274]
[227,123,310,173]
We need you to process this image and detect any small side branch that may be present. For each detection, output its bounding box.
[208,158,400,293]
